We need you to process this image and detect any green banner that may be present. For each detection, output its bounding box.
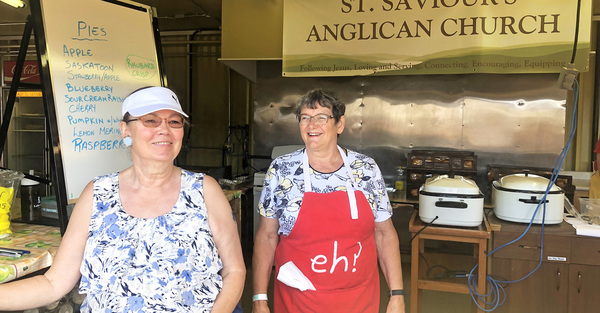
[283,0,591,77]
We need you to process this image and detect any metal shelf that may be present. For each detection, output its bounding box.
[13,129,45,133]
[16,114,45,118]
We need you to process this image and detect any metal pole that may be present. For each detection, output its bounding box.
[592,23,600,169]
[0,15,33,157]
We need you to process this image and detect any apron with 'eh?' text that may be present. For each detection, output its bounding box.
[274,146,380,313]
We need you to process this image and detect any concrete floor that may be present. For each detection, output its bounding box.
[240,261,474,313]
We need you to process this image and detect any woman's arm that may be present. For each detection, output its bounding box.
[375,219,406,313]
[252,216,279,313]
[203,175,246,313]
[0,180,94,310]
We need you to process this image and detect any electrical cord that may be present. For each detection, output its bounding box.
[426,264,470,279]
[419,252,431,273]
[409,215,439,274]
[570,0,582,64]
[468,78,580,312]
[413,215,485,281]
[408,215,439,246]
[247,163,261,172]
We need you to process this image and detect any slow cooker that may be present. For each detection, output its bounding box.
[419,174,484,227]
[492,172,564,224]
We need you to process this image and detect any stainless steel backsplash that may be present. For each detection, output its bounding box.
[252,61,567,197]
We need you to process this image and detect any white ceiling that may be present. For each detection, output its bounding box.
[0,0,222,38]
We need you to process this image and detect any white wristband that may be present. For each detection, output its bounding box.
[252,294,268,302]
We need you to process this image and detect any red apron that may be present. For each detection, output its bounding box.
[273,147,380,313]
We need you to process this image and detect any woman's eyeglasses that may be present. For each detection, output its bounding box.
[297,113,334,126]
[128,115,185,129]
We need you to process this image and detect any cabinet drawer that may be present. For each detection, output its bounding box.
[492,232,570,262]
[571,237,600,266]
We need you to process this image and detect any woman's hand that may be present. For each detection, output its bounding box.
[386,295,406,313]
[252,300,271,313]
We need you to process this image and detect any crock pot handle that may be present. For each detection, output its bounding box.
[519,196,549,204]
[435,200,467,209]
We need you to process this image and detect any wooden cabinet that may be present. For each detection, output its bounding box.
[568,264,600,312]
[489,214,600,313]
[568,237,600,312]
[491,258,568,313]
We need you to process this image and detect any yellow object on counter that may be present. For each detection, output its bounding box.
[0,186,15,238]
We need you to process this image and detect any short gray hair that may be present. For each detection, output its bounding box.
[294,88,345,123]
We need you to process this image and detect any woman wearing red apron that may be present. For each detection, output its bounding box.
[253,88,405,313]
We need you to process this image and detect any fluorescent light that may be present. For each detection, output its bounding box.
[0,0,24,8]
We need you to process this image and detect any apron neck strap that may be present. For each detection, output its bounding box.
[303,146,360,219]
[302,146,357,192]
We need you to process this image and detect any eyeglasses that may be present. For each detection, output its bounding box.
[128,114,185,129]
[297,113,334,126]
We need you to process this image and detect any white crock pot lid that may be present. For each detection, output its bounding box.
[496,173,560,192]
[421,174,481,195]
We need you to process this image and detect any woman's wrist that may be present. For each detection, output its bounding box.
[252,294,268,302]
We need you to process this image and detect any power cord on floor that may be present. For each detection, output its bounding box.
[426,264,469,279]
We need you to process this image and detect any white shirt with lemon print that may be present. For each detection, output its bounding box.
[259,147,392,236]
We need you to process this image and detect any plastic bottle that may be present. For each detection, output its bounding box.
[20,170,41,223]
[394,166,405,192]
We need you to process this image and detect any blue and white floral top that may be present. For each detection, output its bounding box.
[259,148,392,236]
[79,170,223,312]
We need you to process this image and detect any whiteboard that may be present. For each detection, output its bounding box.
[34,0,163,200]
